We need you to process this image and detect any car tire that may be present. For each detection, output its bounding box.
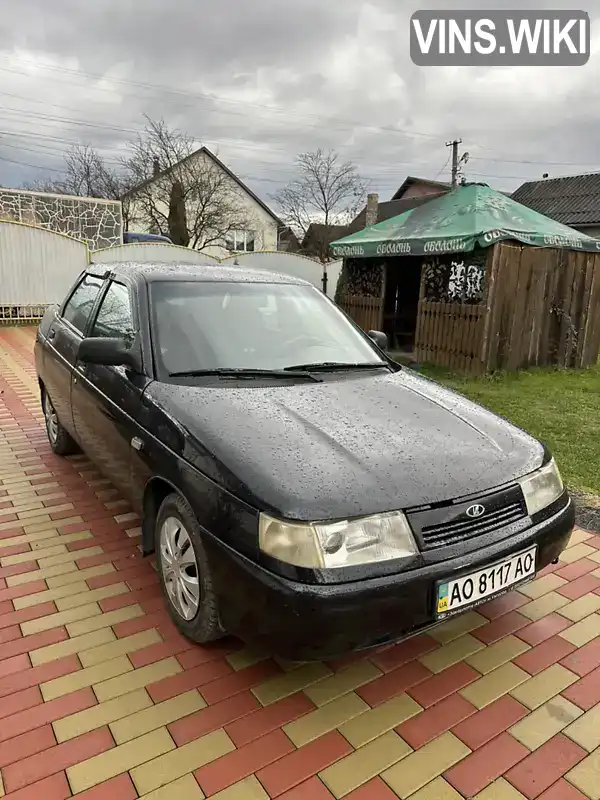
[155,492,224,644]
[42,390,79,456]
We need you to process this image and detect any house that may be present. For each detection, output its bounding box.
[345,176,451,235]
[122,146,284,258]
[301,223,350,261]
[277,226,301,253]
[512,174,600,238]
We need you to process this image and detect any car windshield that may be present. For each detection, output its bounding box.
[149,280,386,375]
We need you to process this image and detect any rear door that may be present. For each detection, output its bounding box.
[71,276,151,501]
[41,271,106,438]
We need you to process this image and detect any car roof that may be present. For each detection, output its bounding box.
[88,261,312,287]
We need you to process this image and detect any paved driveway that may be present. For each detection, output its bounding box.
[0,325,599,800]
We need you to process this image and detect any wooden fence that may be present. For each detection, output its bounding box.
[341,294,383,333]
[484,244,600,370]
[416,301,486,374]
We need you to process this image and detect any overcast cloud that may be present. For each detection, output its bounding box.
[0,0,598,208]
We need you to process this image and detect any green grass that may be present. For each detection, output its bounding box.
[418,363,600,496]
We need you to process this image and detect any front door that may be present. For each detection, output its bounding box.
[42,272,105,438]
[71,279,151,503]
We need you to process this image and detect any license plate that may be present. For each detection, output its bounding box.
[435,546,537,619]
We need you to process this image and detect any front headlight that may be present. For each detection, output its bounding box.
[259,510,418,569]
[519,458,564,516]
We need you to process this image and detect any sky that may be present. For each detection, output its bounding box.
[0,0,599,211]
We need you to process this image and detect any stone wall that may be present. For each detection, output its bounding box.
[0,188,123,251]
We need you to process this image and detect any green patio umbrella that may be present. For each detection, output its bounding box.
[331,183,600,257]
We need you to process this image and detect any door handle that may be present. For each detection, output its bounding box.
[47,328,56,340]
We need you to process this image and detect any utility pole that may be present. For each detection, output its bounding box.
[446,138,462,188]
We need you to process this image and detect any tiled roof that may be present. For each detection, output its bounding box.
[346,193,447,234]
[512,174,600,226]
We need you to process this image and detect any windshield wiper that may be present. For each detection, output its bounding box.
[169,367,321,381]
[283,361,391,373]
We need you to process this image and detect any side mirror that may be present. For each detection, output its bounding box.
[367,330,388,351]
[78,337,139,370]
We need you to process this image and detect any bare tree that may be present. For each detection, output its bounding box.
[26,144,127,201]
[273,149,367,261]
[122,116,257,249]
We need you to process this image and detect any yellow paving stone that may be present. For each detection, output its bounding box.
[37,544,103,568]
[54,688,152,742]
[141,774,206,799]
[24,514,83,534]
[46,562,115,587]
[509,696,583,750]
[561,541,599,563]
[410,777,464,800]
[519,573,568,599]
[1,542,66,567]
[560,594,600,622]
[420,634,485,674]
[56,582,129,611]
[0,767,4,797]
[338,693,423,748]
[460,663,530,709]
[284,692,368,747]
[94,656,183,702]
[13,580,90,610]
[226,647,269,671]
[211,777,268,800]
[519,591,570,621]
[430,611,487,644]
[30,627,116,666]
[0,502,44,518]
[273,657,306,672]
[568,529,594,545]
[67,726,175,793]
[566,748,600,800]
[41,654,133,701]
[474,778,528,799]
[252,662,332,705]
[6,560,78,586]
[564,705,600,752]
[66,603,145,637]
[381,732,470,799]
[20,601,102,636]
[304,661,381,707]
[589,552,600,566]
[20,503,73,519]
[79,628,161,667]
[319,730,411,798]
[465,635,530,675]
[131,729,235,795]
[510,664,578,710]
[110,689,206,744]
[559,613,600,646]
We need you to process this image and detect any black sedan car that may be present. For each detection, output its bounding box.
[35,262,575,660]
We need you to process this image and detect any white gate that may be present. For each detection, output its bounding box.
[0,221,88,321]
[91,243,220,265]
[221,251,341,298]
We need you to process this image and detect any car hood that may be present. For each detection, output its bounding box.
[147,369,544,520]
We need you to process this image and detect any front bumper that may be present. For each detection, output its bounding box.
[205,497,575,661]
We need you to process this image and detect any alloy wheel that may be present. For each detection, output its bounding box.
[159,516,201,620]
[44,394,59,444]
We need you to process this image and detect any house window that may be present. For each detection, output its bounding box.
[225,230,255,252]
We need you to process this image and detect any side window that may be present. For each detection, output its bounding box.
[91,281,134,339]
[62,274,105,334]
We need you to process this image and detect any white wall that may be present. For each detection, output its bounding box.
[91,243,220,265]
[0,221,88,305]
